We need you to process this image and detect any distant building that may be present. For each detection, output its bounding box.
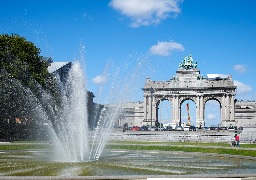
[235,100,256,127]
[47,61,72,82]
[113,100,256,129]
[105,101,144,128]
[46,57,102,129]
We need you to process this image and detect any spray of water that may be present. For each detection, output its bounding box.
[87,54,154,161]
[20,53,153,162]
[47,62,90,162]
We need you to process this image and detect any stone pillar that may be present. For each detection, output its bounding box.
[152,96,156,123]
[221,94,231,127]
[148,95,153,126]
[144,95,148,121]
[196,96,199,126]
[172,96,176,124]
[169,98,173,124]
[230,95,235,121]
[177,96,181,126]
[221,95,225,125]
[225,95,230,122]
[196,95,203,127]
[199,96,204,126]
[172,96,179,125]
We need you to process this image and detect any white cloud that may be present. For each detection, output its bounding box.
[109,0,183,27]
[92,75,107,84]
[149,41,184,56]
[234,64,246,73]
[234,80,252,94]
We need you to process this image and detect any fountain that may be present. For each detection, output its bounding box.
[45,61,125,162]
[44,56,149,162]
[47,62,90,162]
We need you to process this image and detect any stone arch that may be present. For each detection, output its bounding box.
[142,54,237,128]
[179,96,197,106]
[155,96,169,107]
[203,96,222,106]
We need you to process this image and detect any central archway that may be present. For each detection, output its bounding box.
[180,99,196,127]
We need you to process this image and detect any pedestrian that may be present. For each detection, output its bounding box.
[235,134,240,147]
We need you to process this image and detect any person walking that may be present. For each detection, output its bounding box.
[235,134,240,147]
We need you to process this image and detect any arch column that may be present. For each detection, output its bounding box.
[225,95,230,122]
[222,95,231,127]
[152,96,157,123]
[143,94,160,126]
[221,95,226,126]
[199,96,204,126]
[172,95,180,126]
[148,95,152,124]
[230,95,235,121]
[143,95,148,121]
[221,94,236,127]
[196,95,204,127]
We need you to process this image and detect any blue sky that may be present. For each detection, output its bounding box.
[1,0,256,126]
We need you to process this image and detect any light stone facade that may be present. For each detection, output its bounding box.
[142,54,237,127]
[117,100,256,129]
[106,102,144,128]
[235,101,256,127]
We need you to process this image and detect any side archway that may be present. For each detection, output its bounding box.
[204,98,221,127]
[157,99,172,125]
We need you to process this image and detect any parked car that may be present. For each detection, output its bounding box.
[140,125,149,131]
[183,126,190,131]
[189,125,196,131]
[164,126,173,131]
[131,126,140,131]
[149,126,157,131]
[175,126,184,131]
[157,126,165,131]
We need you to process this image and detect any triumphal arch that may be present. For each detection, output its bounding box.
[142,54,237,127]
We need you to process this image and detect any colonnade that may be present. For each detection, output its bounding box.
[143,92,236,127]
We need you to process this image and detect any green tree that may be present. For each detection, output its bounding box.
[0,34,49,87]
[0,34,57,140]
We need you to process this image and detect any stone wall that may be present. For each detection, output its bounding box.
[109,130,256,144]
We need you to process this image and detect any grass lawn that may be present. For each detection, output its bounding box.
[1,141,256,157]
[107,141,256,157]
